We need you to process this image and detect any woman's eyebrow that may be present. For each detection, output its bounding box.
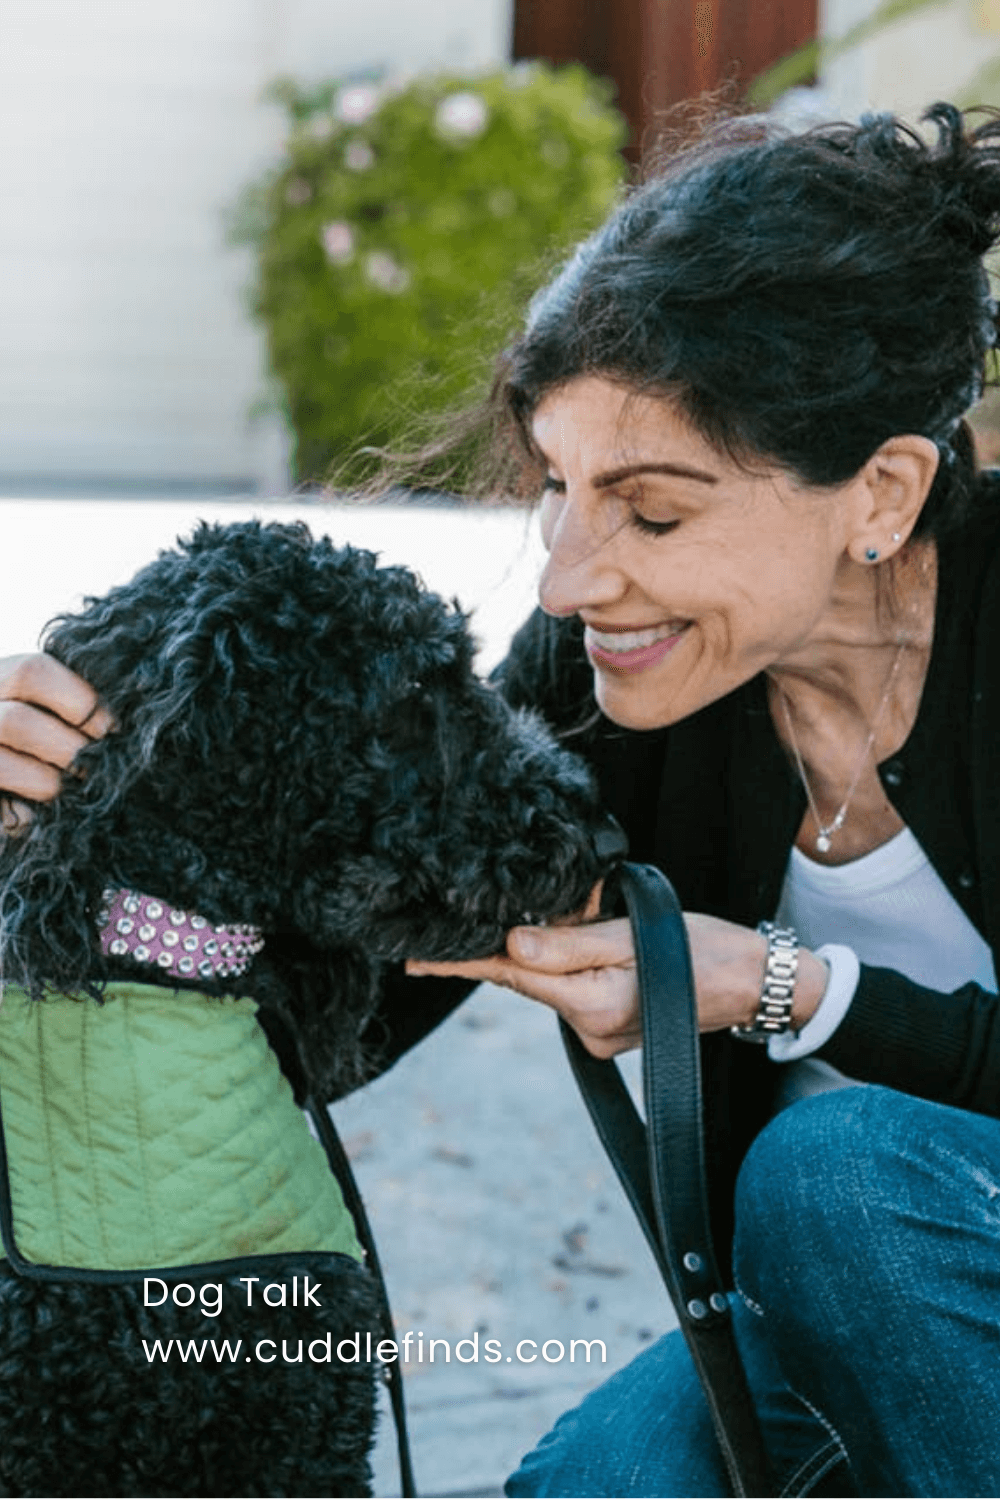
[591,461,719,488]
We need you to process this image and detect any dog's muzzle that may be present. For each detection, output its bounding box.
[97,888,265,980]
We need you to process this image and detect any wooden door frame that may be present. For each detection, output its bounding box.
[512,0,818,160]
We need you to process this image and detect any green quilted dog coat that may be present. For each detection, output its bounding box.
[0,982,362,1271]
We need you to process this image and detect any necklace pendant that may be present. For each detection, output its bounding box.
[780,641,905,866]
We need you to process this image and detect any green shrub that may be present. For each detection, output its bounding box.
[239,65,627,487]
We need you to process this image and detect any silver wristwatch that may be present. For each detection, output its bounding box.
[731,921,799,1043]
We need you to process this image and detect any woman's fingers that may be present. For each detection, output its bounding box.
[0,655,111,811]
[407,914,641,1058]
[510,962,641,1056]
[0,796,34,835]
[2,654,112,740]
[407,953,640,1057]
[0,743,65,803]
[405,916,633,986]
[0,698,93,774]
[0,654,108,736]
[406,955,516,986]
[506,916,634,973]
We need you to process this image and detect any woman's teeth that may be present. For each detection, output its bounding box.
[586,622,688,653]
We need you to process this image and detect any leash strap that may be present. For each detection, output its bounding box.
[560,861,772,1497]
[309,1099,417,1499]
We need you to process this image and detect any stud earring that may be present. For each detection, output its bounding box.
[865,547,879,562]
[891,531,902,543]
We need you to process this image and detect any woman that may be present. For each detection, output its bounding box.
[4,104,1000,1495]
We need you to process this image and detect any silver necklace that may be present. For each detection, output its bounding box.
[779,643,907,854]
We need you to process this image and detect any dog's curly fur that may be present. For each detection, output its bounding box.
[0,1257,382,1498]
[0,519,616,1496]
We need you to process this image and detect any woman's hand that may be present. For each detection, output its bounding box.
[0,654,111,831]
[409,915,641,1057]
[406,901,828,1057]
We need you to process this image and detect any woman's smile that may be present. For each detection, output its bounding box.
[583,619,692,673]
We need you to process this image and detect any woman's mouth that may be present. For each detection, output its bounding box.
[584,620,691,674]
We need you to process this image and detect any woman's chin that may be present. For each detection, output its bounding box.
[593,670,679,731]
[587,621,706,730]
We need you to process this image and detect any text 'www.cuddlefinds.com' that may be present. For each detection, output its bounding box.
[139,1276,608,1366]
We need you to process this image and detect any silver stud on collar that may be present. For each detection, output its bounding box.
[98,888,264,981]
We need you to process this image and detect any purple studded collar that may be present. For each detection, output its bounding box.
[97,888,264,982]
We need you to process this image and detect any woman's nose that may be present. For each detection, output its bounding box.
[537,493,626,617]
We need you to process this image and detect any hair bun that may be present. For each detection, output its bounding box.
[917,102,1000,257]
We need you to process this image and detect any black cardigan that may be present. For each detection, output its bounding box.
[365,486,1000,1270]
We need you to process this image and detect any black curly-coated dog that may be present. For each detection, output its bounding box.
[0,519,616,1498]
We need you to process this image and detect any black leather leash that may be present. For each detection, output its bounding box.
[309,1099,417,1499]
[560,861,772,1497]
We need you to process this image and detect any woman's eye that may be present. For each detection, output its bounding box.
[541,475,566,494]
[629,511,679,537]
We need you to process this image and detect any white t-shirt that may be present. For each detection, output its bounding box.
[768,826,998,1064]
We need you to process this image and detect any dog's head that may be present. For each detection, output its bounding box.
[0,521,619,1087]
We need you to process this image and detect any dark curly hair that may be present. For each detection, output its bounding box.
[491,102,1000,533]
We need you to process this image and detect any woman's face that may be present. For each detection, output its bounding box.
[532,376,867,731]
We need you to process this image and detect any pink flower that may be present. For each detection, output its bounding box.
[321,221,355,264]
[336,84,380,125]
[344,140,376,172]
[434,92,488,140]
[364,251,410,294]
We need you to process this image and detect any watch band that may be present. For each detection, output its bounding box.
[731,921,799,1043]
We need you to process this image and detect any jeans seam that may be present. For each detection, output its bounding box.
[789,1387,850,1459]
[779,1437,846,1498]
[732,1277,765,1318]
[730,1280,848,1496]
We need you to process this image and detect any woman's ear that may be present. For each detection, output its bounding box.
[846,434,940,564]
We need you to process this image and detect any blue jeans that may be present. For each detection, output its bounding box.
[505,1086,1000,1497]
